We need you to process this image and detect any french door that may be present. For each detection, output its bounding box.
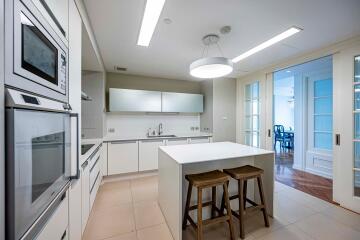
[332,46,360,212]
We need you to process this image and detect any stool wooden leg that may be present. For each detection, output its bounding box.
[223,182,235,240]
[243,180,247,210]
[238,179,245,239]
[211,186,217,218]
[220,181,229,215]
[197,187,203,240]
[257,176,270,227]
[182,182,193,230]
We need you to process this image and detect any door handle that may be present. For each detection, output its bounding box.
[335,134,340,146]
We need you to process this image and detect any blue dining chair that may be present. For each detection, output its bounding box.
[273,125,293,151]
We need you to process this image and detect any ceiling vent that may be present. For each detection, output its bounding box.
[114,66,127,72]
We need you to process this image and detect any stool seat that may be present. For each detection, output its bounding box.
[223,165,263,180]
[185,170,230,187]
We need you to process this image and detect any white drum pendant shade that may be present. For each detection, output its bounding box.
[190,57,233,79]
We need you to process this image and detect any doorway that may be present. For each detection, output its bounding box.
[273,56,334,203]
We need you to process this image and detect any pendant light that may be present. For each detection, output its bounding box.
[190,34,233,79]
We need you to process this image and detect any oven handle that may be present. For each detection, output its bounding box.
[70,113,80,179]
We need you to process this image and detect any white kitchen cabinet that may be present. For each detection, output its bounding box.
[166,138,189,146]
[109,88,162,112]
[108,141,139,175]
[31,0,69,43]
[36,190,69,240]
[68,178,82,240]
[139,139,165,171]
[189,137,211,144]
[101,143,108,176]
[162,92,203,113]
[81,160,90,233]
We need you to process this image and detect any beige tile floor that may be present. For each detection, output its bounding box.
[83,175,360,240]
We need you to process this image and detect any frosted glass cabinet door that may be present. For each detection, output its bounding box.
[162,92,203,113]
[109,88,162,112]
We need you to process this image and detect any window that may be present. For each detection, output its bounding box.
[244,82,259,147]
[313,79,333,150]
[354,56,360,197]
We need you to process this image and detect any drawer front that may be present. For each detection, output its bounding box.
[36,191,69,240]
[89,156,100,189]
[89,171,101,210]
[139,140,164,171]
[108,141,139,175]
[189,137,210,144]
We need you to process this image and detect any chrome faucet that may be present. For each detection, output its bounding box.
[158,123,163,136]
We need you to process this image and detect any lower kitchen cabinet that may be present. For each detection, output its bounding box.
[101,142,108,176]
[68,178,82,240]
[139,139,165,171]
[81,160,90,233]
[36,190,69,240]
[166,138,189,145]
[108,141,139,175]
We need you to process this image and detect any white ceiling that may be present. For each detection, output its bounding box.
[83,0,360,81]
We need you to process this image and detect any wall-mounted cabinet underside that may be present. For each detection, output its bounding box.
[109,88,203,113]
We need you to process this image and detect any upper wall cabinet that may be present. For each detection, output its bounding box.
[109,88,162,112]
[162,92,203,113]
[31,0,69,43]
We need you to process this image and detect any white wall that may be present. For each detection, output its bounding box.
[212,78,236,142]
[274,95,294,129]
[106,113,200,138]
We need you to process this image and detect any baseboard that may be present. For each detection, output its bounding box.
[102,170,158,183]
[292,163,303,171]
[305,167,332,179]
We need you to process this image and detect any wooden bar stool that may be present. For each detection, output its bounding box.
[182,170,235,240]
[221,165,270,239]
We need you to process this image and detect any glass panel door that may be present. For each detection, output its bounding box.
[244,82,260,147]
[354,56,360,197]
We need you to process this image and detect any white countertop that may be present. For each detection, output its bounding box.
[80,138,103,165]
[103,132,212,142]
[159,142,274,164]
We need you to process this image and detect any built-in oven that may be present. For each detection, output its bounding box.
[5,88,79,240]
[5,0,68,103]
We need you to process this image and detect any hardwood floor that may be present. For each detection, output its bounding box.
[275,150,335,204]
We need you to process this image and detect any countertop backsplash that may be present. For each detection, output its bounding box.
[106,113,201,137]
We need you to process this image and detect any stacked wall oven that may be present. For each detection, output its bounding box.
[4,0,79,240]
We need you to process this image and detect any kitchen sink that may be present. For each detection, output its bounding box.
[148,134,177,138]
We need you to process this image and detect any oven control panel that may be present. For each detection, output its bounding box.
[6,88,70,112]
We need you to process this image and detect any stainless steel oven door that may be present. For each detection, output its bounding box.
[6,108,73,240]
[5,0,68,103]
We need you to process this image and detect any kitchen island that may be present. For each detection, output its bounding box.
[158,142,274,240]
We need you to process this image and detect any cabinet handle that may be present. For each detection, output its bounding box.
[60,192,66,202]
[110,140,137,144]
[268,129,271,137]
[81,160,88,169]
[61,230,67,240]
[168,138,187,141]
[141,139,164,143]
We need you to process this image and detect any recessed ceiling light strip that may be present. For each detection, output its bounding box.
[137,0,166,47]
[232,26,302,63]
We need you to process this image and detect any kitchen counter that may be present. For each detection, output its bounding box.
[158,142,274,240]
[103,132,212,142]
[81,138,103,165]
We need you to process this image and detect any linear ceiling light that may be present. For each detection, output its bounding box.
[232,26,302,63]
[137,0,166,47]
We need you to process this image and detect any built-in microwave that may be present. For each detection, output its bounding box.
[5,0,68,103]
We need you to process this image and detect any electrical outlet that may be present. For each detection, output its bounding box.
[108,128,115,133]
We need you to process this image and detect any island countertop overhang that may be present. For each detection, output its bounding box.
[159,142,274,164]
